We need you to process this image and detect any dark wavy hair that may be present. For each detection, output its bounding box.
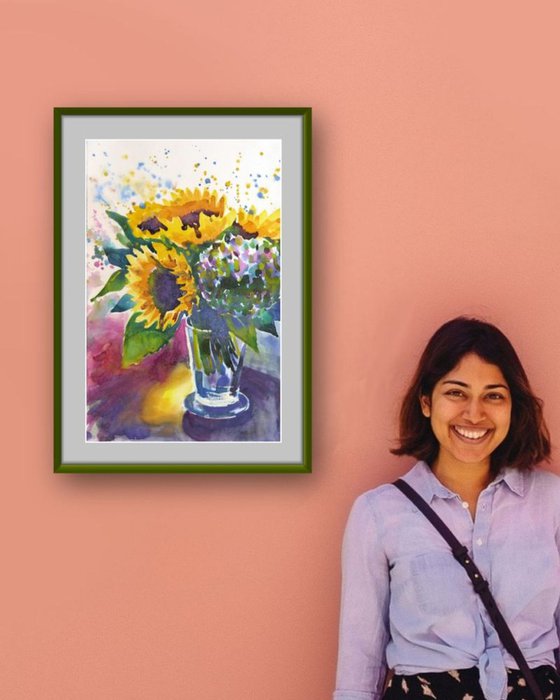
[391,317,551,472]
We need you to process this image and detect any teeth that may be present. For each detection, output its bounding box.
[454,427,490,440]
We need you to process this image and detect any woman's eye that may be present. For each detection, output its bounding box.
[445,390,464,397]
[486,393,505,401]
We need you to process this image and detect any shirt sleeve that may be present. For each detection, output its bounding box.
[333,493,391,700]
[555,524,560,672]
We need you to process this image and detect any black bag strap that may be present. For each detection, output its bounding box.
[393,478,545,700]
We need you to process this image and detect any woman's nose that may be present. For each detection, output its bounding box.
[463,398,485,422]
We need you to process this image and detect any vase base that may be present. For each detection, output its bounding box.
[184,392,250,420]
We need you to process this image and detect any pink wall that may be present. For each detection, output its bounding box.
[2,1,560,698]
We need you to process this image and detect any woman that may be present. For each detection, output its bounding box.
[334,317,560,700]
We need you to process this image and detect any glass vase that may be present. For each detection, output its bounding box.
[184,317,250,419]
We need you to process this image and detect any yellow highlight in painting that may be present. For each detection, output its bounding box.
[140,364,194,426]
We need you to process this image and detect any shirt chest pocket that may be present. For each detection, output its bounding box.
[402,550,474,616]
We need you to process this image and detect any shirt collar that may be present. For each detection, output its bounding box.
[404,461,455,503]
[404,460,526,502]
[489,467,526,497]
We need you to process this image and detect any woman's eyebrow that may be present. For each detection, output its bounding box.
[442,380,509,390]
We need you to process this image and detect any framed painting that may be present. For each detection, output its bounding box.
[54,107,311,473]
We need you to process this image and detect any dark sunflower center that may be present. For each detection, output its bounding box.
[180,209,217,238]
[148,267,182,313]
[138,216,168,235]
[229,221,257,239]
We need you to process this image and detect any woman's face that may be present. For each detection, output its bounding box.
[420,352,512,472]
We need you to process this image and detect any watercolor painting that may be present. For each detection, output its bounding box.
[86,140,282,443]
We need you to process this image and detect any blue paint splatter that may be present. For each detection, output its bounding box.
[205,177,211,184]
[94,184,110,206]
[120,185,135,201]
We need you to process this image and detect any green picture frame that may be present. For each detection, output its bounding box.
[54,107,311,473]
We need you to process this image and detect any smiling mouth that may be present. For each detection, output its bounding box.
[452,426,492,442]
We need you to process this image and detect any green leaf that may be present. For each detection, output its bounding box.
[199,337,215,374]
[115,231,130,247]
[253,309,278,337]
[225,316,259,353]
[111,294,135,313]
[104,245,132,268]
[219,224,239,239]
[91,269,127,301]
[122,314,177,367]
[107,210,136,245]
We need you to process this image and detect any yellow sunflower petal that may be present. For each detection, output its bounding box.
[237,208,280,239]
[155,218,195,247]
[160,187,226,219]
[127,202,167,233]
[197,210,236,242]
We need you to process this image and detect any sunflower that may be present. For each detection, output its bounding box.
[126,188,228,238]
[161,210,236,246]
[127,201,170,235]
[125,243,198,330]
[232,208,281,240]
[162,187,226,219]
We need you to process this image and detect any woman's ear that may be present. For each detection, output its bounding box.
[420,395,431,418]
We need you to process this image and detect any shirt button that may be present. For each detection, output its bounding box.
[462,501,469,509]
[476,538,483,546]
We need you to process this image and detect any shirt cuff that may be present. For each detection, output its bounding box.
[333,691,381,700]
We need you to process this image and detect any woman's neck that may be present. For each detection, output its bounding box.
[431,458,492,517]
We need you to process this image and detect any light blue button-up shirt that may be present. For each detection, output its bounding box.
[334,461,560,700]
